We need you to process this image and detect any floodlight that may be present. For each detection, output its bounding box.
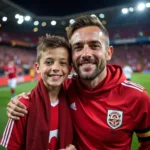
[19,15,23,19]
[34,21,39,26]
[69,19,75,24]
[137,3,145,11]
[51,20,57,26]
[2,16,7,22]
[99,13,105,19]
[41,22,47,27]
[33,27,38,32]
[91,14,96,17]
[146,2,150,8]
[25,16,31,21]
[122,8,128,14]
[15,14,20,19]
[129,7,134,12]
[17,19,24,24]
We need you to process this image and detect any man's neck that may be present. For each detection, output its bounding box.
[80,68,107,89]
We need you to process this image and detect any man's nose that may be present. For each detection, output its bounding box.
[81,44,92,58]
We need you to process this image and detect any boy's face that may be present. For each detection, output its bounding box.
[35,47,70,88]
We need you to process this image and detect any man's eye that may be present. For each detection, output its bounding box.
[73,46,82,51]
[90,44,101,49]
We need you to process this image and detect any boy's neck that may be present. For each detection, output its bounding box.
[48,86,61,103]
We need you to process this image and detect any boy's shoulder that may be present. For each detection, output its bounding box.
[19,93,31,110]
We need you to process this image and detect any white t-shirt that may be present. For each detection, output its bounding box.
[123,66,133,79]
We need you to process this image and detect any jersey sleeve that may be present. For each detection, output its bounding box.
[0,98,29,150]
[0,117,27,150]
[133,90,150,144]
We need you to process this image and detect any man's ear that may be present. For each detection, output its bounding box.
[106,46,113,60]
[34,62,40,74]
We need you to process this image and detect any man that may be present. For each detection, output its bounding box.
[5,60,17,97]
[123,64,133,80]
[6,15,150,149]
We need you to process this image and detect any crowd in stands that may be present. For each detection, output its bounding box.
[1,24,150,45]
[0,32,38,46]
[0,42,149,77]
[0,24,150,77]
[108,43,150,72]
[0,45,36,76]
[108,24,150,39]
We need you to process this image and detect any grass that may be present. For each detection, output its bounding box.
[0,82,36,150]
[0,73,150,150]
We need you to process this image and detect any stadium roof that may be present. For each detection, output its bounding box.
[10,0,135,16]
[0,0,150,35]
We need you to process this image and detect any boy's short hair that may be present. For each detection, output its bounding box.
[37,35,71,64]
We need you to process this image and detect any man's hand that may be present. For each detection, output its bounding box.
[59,144,77,150]
[7,92,29,120]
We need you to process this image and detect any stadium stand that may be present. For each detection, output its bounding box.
[0,0,149,81]
[0,44,36,76]
[109,43,150,72]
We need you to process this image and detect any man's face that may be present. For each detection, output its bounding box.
[70,26,112,80]
[35,47,70,88]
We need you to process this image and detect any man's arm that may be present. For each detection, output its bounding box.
[138,142,150,150]
[134,91,150,150]
[7,93,29,120]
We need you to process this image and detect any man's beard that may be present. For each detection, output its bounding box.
[73,60,106,80]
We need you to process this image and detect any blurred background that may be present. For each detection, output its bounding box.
[0,0,150,149]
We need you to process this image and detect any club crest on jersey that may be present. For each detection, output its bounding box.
[107,110,123,129]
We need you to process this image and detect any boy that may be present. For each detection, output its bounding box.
[0,35,75,150]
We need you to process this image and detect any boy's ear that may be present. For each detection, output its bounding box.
[34,62,40,74]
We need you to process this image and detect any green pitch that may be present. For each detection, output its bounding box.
[0,73,150,150]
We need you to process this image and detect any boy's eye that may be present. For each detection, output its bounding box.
[60,62,68,65]
[45,61,53,65]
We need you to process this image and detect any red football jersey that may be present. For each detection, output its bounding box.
[64,65,150,150]
[0,98,59,150]
[48,101,59,150]
[5,65,17,79]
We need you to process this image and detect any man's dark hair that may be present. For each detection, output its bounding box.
[66,15,109,47]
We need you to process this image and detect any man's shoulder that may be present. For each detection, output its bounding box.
[114,80,150,112]
[120,80,145,92]
[119,80,148,101]
[63,75,78,90]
